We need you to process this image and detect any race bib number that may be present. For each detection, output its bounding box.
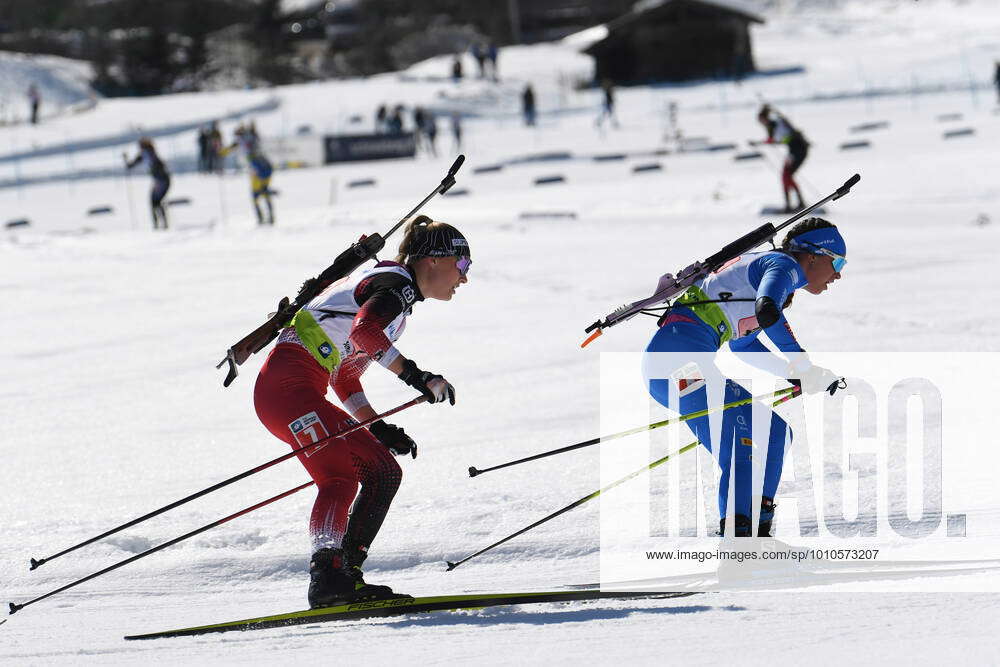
[289,412,331,457]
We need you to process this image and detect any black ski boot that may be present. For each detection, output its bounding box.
[308,548,355,608]
[344,565,411,602]
[308,548,410,608]
[718,498,776,537]
[758,498,776,537]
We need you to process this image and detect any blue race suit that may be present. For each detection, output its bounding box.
[644,251,807,521]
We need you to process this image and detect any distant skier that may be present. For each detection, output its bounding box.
[451,55,463,82]
[757,104,809,213]
[994,61,1000,105]
[253,215,472,607]
[197,125,210,173]
[471,42,486,79]
[487,41,499,81]
[450,111,462,153]
[596,79,618,129]
[424,111,438,157]
[522,84,536,127]
[27,83,40,125]
[206,121,223,174]
[643,218,846,538]
[124,137,171,230]
[413,106,427,152]
[387,105,404,134]
[221,122,275,225]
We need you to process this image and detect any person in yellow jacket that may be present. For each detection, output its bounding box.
[221,122,275,225]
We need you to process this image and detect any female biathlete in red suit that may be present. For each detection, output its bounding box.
[253,215,471,607]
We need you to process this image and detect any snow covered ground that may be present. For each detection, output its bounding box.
[2,0,1000,663]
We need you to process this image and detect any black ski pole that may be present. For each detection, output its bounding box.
[27,397,425,571]
[448,441,700,571]
[468,387,795,477]
[9,481,315,615]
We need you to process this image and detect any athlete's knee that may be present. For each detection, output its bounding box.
[355,437,403,485]
[377,453,403,488]
[376,453,403,493]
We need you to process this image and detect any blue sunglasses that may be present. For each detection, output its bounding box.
[794,241,846,272]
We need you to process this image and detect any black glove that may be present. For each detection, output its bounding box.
[398,358,456,405]
[369,420,417,459]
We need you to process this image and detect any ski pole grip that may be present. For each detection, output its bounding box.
[832,173,860,201]
[439,154,465,194]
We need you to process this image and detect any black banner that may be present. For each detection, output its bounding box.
[323,133,416,164]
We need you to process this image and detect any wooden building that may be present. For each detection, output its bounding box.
[583,0,765,84]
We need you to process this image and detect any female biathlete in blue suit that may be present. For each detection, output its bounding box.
[644,218,847,537]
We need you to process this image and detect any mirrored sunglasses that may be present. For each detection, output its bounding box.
[796,241,846,273]
[455,256,472,276]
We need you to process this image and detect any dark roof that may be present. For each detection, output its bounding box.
[606,0,765,33]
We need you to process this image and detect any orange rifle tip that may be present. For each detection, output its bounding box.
[581,329,603,348]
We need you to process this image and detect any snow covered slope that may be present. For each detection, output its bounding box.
[2,0,999,663]
[0,51,96,125]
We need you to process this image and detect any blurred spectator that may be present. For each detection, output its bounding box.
[994,62,1000,105]
[387,105,404,134]
[596,79,618,129]
[487,42,499,81]
[522,84,536,127]
[375,104,387,133]
[413,106,426,150]
[424,111,438,157]
[207,121,223,173]
[27,83,40,124]
[197,125,210,173]
[450,112,462,153]
[472,43,486,79]
[452,55,463,82]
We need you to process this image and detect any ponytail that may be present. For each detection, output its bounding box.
[394,215,434,263]
[395,215,470,263]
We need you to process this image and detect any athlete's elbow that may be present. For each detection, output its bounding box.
[755,296,781,329]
